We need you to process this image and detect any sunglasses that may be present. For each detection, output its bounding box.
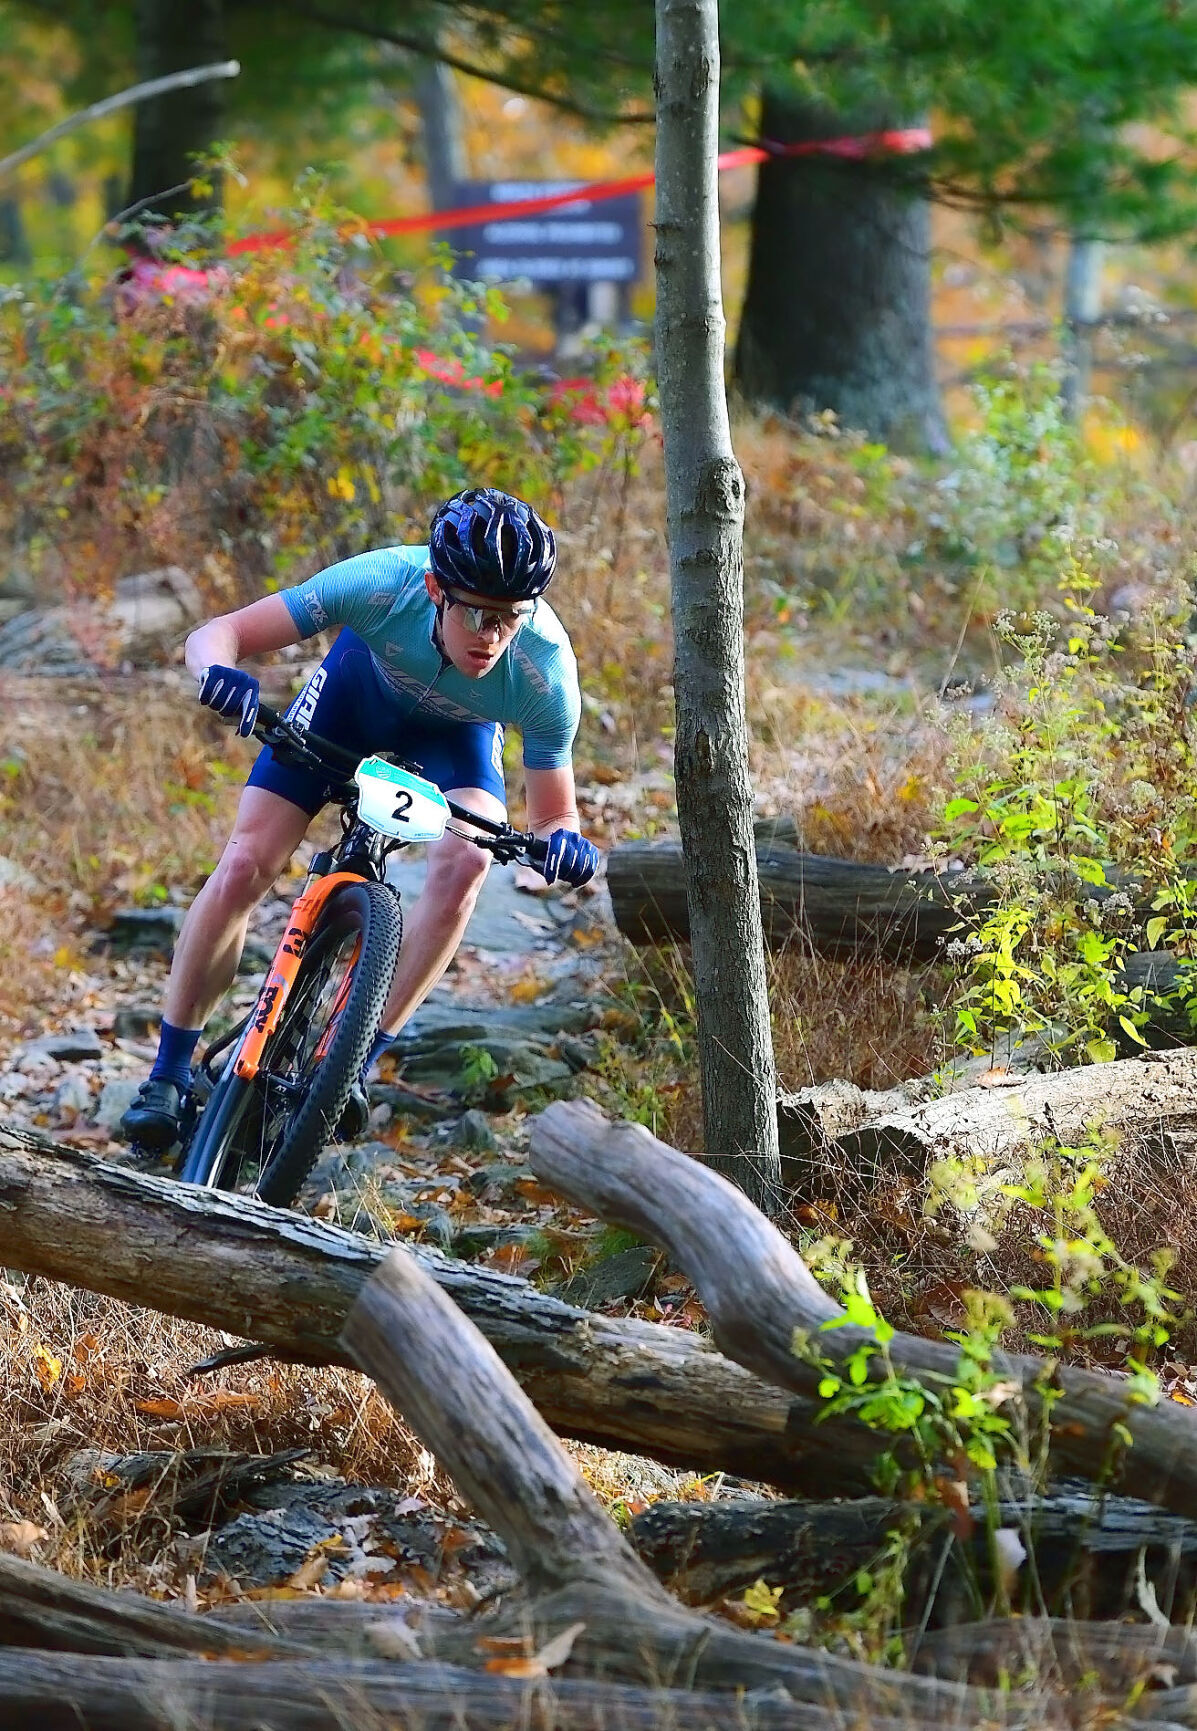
[441,589,534,635]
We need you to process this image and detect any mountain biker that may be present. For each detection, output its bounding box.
[120,486,601,1153]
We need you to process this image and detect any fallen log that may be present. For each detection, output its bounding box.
[607,839,981,959]
[0,1651,988,1731]
[340,1246,1005,1722]
[528,1099,1197,1521]
[606,840,1191,1035]
[0,1121,908,1496]
[630,1485,1197,1621]
[778,1045,1197,1199]
[0,1552,298,1658]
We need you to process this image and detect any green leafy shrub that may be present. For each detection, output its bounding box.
[0,182,655,614]
[936,552,1197,1063]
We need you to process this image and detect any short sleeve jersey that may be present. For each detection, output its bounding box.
[280,546,581,770]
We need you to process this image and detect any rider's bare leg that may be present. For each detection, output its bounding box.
[375,785,504,1037]
[163,787,311,1032]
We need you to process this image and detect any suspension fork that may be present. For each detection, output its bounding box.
[234,872,367,1081]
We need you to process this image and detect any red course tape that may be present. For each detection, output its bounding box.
[227,128,932,257]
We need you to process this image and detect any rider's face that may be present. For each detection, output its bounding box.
[425,572,527,679]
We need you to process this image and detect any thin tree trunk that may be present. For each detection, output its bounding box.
[414,56,468,213]
[127,0,227,230]
[654,0,781,1213]
[734,90,945,453]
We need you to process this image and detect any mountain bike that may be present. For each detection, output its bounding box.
[173,701,548,1208]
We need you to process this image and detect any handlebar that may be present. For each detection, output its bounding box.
[253,702,548,867]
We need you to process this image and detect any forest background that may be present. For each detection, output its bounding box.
[7,0,1197,1674]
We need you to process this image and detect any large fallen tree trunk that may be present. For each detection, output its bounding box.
[0,1121,907,1496]
[338,1247,996,1720]
[0,1651,963,1731]
[630,1484,1197,1620]
[528,1099,1197,1521]
[778,1045,1197,1198]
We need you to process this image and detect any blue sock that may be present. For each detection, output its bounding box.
[367,1030,396,1073]
[149,1020,202,1091]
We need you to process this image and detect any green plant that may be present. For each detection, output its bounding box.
[937,553,1197,1063]
[931,363,1096,607]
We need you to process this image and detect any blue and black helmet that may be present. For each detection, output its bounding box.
[429,487,557,601]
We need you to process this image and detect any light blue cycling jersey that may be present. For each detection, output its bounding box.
[281,545,581,770]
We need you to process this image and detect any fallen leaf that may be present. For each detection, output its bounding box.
[485,1656,548,1678]
[534,1621,586,1671]
[287,1552,330,1591]
[0,1521,47,1556]
[134,1398,186,1420]
[32,1344,62,1390]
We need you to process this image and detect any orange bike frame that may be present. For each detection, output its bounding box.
[234,872,367,1081]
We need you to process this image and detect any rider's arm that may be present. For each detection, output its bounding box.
[524,765,582,839]
[184,595,303,681]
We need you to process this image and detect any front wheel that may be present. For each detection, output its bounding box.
[181,881,402,1207]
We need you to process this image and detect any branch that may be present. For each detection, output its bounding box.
[0,62,241,185]
[290,5,653,126]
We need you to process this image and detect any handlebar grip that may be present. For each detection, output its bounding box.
[524,836,549,868]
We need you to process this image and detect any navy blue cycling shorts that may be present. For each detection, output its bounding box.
[246,629,506,818]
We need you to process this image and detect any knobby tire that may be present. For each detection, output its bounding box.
[180,881,402,1208]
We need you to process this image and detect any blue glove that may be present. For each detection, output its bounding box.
[198,665,260,737]
[541,828,601,888]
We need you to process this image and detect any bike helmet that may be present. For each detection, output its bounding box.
[429,487,557,601]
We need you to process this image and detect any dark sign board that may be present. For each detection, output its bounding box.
[446,181,642,286]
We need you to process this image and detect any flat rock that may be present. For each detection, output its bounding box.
[20,1028,104,1062]
[556,1244,659,1309]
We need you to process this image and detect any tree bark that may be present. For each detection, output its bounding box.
[0,1651,987,1731]
[654,0,781,1213]
[733,89,945,453]
[414,55,468,213]
[528,1099,1197,1520]
[631,1487,1197,1621]
[0,1123,910,1497]
[779,1046,1197,1200]
[127,0,227,228]
[339,1246,997,1720]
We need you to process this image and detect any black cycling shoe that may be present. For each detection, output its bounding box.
[334,1080,370,1143]
[119,1077,192,1152]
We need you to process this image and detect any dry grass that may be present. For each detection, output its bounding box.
[0,1278,446,1585]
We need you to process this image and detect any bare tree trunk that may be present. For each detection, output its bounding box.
[654,0,781,1213]
[127,0,227,229]
[414,56,468,213]
[734,89,945,453]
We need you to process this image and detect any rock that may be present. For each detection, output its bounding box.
[0,855,37,893]
[113,1006,163,1040]
[0,565,201,674]
[556,1245,659,1309]
[450,1222,543,1259]
[53,1074,94,1114]
[103,907,185,952]
[458,1109,498,1152]
[22,1028,104,1063]
[198,1503,349,1588]
[93,1079,141,1133]
[464,1161,535,1199]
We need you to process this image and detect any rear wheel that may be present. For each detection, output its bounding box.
[179,882,402,1207]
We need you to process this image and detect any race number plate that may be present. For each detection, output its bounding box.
[354,757,450,842]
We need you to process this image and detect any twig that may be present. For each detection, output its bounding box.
[0,62,241,184]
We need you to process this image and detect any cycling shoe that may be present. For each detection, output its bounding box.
[334,1080,370,1143]
[120,1077,193,1152]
